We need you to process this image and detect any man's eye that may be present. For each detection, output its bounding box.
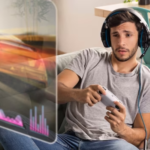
[126,34,132,37]
[113,34,118,37]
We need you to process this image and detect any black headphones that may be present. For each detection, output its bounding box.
[101,8,150,58]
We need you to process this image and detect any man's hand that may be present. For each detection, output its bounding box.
[105,101,127,134]
[74,85,106,106]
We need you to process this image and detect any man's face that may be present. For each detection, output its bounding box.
[110,22,139,62]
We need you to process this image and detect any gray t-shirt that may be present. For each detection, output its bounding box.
[64,48,150,140]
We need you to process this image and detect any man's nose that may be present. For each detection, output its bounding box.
[118,36,125,46]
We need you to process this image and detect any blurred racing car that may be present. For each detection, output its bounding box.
[0,35,50,88]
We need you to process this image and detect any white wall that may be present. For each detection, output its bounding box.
[52,0,141,57]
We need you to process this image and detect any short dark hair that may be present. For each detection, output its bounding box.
[107,11,143,32]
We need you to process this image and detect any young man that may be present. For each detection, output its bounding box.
[0,8,150,150]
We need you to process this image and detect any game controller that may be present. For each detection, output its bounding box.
[98,86,120,110]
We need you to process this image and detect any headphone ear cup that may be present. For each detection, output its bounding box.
[106,28,111,47]
[138,30,148,48]
[101,23,111,48]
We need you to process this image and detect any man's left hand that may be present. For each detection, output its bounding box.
[105,101,127,135]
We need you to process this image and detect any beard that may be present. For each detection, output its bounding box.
[111,46,138,62]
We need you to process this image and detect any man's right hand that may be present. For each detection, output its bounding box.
[74,85,106,106]
[58,69,106,105]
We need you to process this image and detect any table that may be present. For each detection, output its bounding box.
[95,2,150,18]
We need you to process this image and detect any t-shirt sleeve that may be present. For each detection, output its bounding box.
[64,49,91,79]
[140,86,150,113]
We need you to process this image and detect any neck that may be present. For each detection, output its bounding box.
[111,53,138,74]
